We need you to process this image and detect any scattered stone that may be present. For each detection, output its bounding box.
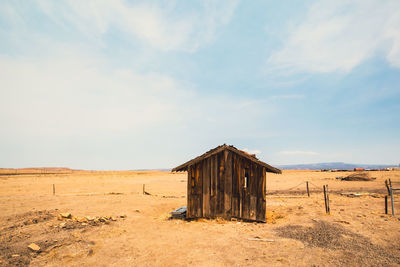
[72,232,81,238]
[60,213,72,219]
[12,254,20,257]
[28,243,40,252]
[110,217,117,221]
[120,215,127,219]
[86,216,95,221]
[77,217,87,223]
[59,222,66,228]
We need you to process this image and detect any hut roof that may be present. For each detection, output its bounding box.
[172,144,282,174]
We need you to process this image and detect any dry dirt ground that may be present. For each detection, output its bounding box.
[0,169,400,266]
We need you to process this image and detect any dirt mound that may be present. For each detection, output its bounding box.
[0,210,119,266]
[341,172,374,181]
[275,220,400,266]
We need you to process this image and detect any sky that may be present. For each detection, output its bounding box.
[0,0,399,170]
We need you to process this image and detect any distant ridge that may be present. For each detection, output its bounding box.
[277,162,398,170]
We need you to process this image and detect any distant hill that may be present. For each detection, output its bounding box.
[276,162,398,170]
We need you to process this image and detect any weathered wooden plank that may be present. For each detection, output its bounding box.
[245,188,251,220]
[239,158,243,218]
[243,159,250,220]
[191,164,199,218]
[231,154,239,218]
[249,163,257,220]
[261,167,266,221]
[210,154,217,217]
[197,162,203,217]
[256,165,264,221]
[224,150,232,218]
[187,166,192,218]
[191,163,198,218]
[217,152,225,216]
[202,157,210,217]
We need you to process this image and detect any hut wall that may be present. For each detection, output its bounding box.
[186,150,266,222]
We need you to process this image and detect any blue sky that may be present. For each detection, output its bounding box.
[0,0,399,169]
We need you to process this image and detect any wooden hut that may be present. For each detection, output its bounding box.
[172,144,281,222]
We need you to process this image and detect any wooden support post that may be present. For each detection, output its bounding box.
[323,185,327,213]
[326,185,330,214]
[306,181,310,197]
[53,184,55,195]
[389,179,395,216]
[385,196,388,215]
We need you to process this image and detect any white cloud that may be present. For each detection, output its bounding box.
[0,44,271,142]
[267,0,400,73]
[32,0,239,52]
[279,151,319,156]
[0,52,190,136]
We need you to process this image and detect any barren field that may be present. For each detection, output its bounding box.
[1,170,400,266]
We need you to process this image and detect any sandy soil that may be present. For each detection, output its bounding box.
[0,170,399,266]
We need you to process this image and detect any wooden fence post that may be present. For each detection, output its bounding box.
[326,185,330,214]
[323,185,327,213]
[385,196,388,214]
[306,181,310,197]
[389,179,395,216]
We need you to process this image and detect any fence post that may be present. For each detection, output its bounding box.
[323,185,327,213]
[326,185,330,214]
[385,196,388,214]
[306,181,310,197]
[389,179,395,215]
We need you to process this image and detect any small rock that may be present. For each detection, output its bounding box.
[99,217,106,222]
[87,248,94,256]
[60,213,72,219]
[81,222,88,226]
[120,215,127,218]
[135,210,140,213]
[77,217,87,223]
[28,243,40,252]
[12,254,20,257]
[59,222,66,228]
[86,216,95,221]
